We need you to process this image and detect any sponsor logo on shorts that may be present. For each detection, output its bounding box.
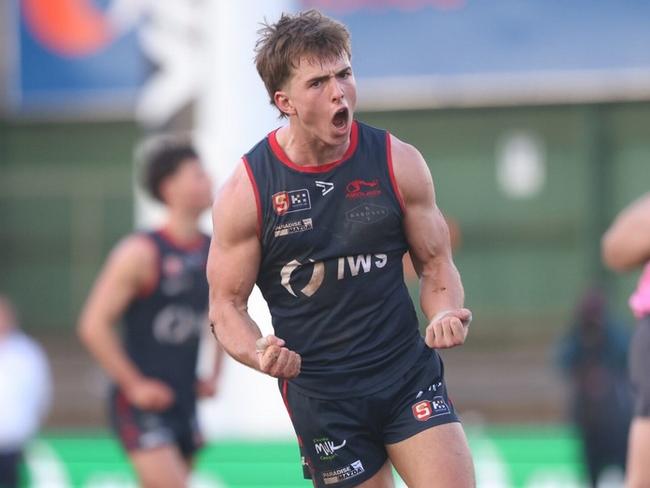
[412,396,450,422]
[313,437,346,461]
[322,460,365,485]
[431,396,450,415]
[346,179,381,199]
[345,204,389,224]
[272,189,311,215]
[274,218,313,237]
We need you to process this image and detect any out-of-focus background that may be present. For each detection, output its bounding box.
[1,0,649,486]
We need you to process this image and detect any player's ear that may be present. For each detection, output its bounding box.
[274,90,295,116]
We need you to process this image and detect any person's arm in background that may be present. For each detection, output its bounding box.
[196,336,225,398]
[602,193,650,271]
[207,162,301,378]
[390,134,472,349]
[77,236,174,410]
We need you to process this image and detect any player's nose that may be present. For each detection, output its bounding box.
[330,78,345,102]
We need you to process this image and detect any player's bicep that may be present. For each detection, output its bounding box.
[207,227,260,311]
[392,137,452,276]
[207,163,261,315]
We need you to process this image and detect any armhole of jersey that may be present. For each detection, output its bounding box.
[242,156,263,240]
[137,234,160,299]
[386,132,406,214]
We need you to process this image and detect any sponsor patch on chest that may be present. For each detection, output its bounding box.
[274,218,313,237]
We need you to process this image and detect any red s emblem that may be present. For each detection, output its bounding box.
[273,192,289,215]
[412,400,433,422]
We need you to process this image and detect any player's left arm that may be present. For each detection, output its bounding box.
[196,336,225,398]
[390,134,472,349]
[602,192,650,271]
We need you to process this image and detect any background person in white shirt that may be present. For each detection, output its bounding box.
[0,295,52,488]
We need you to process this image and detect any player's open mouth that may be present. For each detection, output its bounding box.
[332,107,349,130]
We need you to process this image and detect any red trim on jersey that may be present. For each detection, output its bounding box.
[386,132,406,213]
[268,121,359,174]
[242,156,262,239]
[158,227,205,252]
[137,234,160,299]
[281,380,304,448]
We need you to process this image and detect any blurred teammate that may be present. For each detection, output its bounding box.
[602,192,650,488]
[208,10,474,488]
[78,141,221,488]
[0,295,51,488]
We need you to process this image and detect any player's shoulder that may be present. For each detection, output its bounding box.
[108,232,158,269]
[212,159,259,238]
[388,133,426,168]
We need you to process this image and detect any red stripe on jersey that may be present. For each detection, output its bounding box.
[269,121,359,174]
[386,132,406,214]
[242,156,263,239]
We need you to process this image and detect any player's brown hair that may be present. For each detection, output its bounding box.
[255,9,351,117]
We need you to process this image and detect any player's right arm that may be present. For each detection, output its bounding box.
[602,192,650,271]
[207,162,301,379]
[77,235,174,410]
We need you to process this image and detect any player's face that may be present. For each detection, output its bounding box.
[166,159,213,214]
[280,53,356,146]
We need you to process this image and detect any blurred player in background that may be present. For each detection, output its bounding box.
[78,140,221,488]
[556,287,631,487]
[602,192,650,488]
[208,10,473,488]
[0,295,51,488]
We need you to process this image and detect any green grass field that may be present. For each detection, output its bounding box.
[19,424,615,488]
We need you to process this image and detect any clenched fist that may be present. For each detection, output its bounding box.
[255,334,301,379]
[425,308,472,349]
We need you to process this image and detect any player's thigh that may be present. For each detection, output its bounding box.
[386,422,474,488]
[626,417,650,488]
[129,445,189,488]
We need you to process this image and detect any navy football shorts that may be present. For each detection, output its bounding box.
[630,316,650,417]
[280,347,460,487]
[108,388,203,459]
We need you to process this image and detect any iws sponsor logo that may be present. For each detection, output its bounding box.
[280,259,325,297]
[346,179,381,199]
[346,204,389,224]
[313,437,346,461]
[272,189,311,215]
[274,218,313,237]
[412,396,450,422]
[322,460,365,485]
[337,254,387,279]
[280,253,388,297]
[315,180,335,196]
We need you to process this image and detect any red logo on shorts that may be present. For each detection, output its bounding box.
[345,179,381,199]
[412,400,433,422]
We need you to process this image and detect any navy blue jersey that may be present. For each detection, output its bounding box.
[244,121,426,398]
[121,230,210,411]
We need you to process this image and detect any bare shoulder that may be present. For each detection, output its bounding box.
[105,233,157,277]
[389,133,434,206]
[212,160,259,243]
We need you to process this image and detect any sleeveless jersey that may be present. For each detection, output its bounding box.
[121,230,210,411]
[244,120,426,398]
